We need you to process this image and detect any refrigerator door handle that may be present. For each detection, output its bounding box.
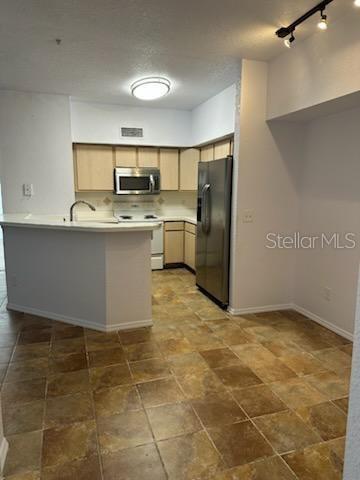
[203,184,211,234]
[200,185,206,231]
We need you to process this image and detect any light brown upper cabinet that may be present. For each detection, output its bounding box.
[179,148,200,191]
[74,144,114,191]
[138,147,159,168]
[159,148,179,191]
[214,139,231,160]
[200,144,214,162]
[115,146,137,167]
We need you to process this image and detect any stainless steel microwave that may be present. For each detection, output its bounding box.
[114,167,161,195]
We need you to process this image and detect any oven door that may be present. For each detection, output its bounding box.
[114,168,160,195]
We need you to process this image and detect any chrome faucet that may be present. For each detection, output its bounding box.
[70,200,96,222]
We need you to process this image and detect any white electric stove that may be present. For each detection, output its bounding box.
[114,209,164,270]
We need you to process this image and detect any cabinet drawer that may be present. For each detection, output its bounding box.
[185,222,196,234]
[164,221,184,231]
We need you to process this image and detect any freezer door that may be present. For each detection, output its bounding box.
[196,163,209,290]
[198,157,232,305]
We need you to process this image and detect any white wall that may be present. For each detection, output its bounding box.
[4,226,152,331]
[191,84,237,145]
[294,107,360,338]
[0,397,8,478]
[71,101,192,146]
[71,84,237,147]
[0,91,74,214]
[344,266,360,479]
[267,12,360,120]
[229,60,303,313]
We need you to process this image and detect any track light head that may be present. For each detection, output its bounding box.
[317,11,328,30]
[284,32,295,48]
[276,1,333,45]
[354,0,360,6]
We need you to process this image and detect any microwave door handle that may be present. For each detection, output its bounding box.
[149,175,155,193]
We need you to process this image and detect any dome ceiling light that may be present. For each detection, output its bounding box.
[131,77,171,101]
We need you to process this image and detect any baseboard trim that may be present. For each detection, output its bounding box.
[228,302,353,341]
[228,304,293,316]
[292,304,354,342]
[0,437,9,478]
[6,303,153,332]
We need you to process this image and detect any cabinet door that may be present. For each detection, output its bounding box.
[214,139,231,160]
[75,144,114,191]
[115,146,137,167]
[159,148,179,191]
[184,231,196,270]
[138,147,159,167]
[179,148,199,191]
[164,230,184,264]
[200,145,214,162]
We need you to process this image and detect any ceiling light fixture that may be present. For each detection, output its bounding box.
[354,0,360,7]
[276,0,333,43]
[131,77,171,101]
[317,10,328,30]
[284,32,295,48]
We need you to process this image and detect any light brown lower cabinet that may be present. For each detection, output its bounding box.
[164,221,196,270]
[164,230,184,264]
[184,230,196,270]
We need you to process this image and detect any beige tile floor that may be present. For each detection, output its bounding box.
[0,268,352,479]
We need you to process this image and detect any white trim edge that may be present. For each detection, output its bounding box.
[228,302,353,341]
[0,437,9,478]
[293,304,354,342]
[228,304,294,316]
[6,303,153,332]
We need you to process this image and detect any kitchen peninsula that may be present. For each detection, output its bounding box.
[0,215,161,331]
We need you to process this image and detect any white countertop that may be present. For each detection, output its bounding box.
[158,214,197,225]
[0,214,161,233]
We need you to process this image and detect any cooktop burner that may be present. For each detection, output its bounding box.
[119,215,133,220]
[144,214,158,219]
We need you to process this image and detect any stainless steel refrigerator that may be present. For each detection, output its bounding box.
[196,156,232,308]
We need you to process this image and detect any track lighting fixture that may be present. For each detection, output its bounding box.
[354,0,360,7]
[276,0,333,43]
[317,11,328,30]
[284,32,295,48]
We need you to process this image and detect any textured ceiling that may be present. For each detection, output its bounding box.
[0,0,349,109]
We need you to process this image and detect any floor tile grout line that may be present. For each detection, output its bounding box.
[84,330,106,480]
[0,270,351,478]
[117,328,170,479]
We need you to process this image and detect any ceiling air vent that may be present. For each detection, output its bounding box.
[121,127,143,138]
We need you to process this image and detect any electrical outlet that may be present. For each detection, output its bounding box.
[23,183,34,197]
[243,209,254,223]
[323,287,332,301]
